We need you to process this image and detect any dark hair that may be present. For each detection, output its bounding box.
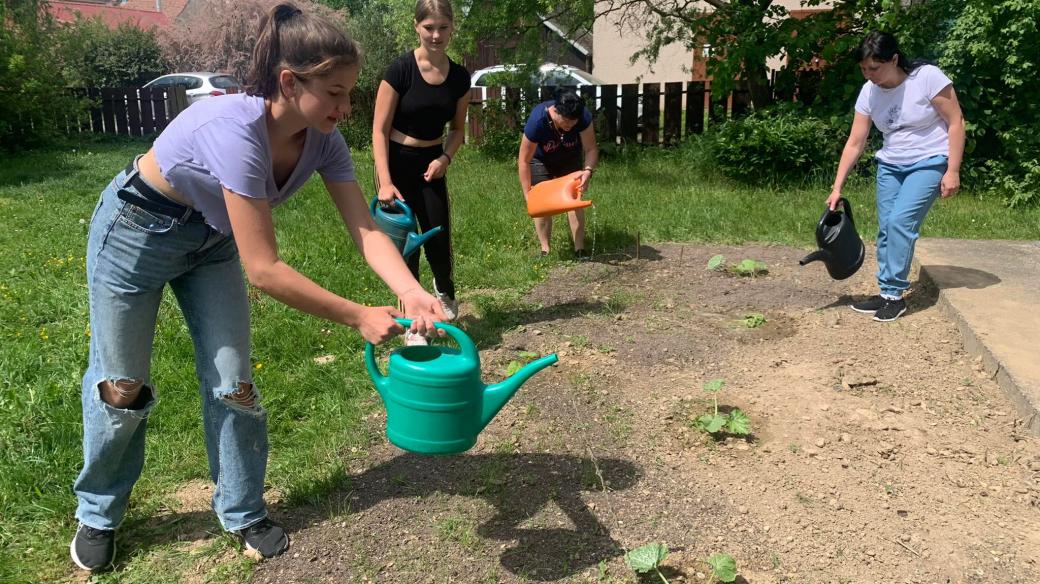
[553,89,586,120]
[415,0,453,22]
[853,30,924,74]
[246,3,361,98]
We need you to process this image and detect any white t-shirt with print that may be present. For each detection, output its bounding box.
[854,64,953,166]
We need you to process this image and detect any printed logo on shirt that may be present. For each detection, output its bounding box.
[884,104,902,131]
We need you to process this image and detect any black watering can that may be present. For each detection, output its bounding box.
[799,197,865,280]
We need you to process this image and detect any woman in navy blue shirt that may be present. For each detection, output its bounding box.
[518,89,599,258]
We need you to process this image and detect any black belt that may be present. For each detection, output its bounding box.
[118,160,198,223]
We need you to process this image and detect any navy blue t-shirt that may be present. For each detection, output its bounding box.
[523,101,592,163]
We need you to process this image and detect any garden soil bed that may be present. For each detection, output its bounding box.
[251,243,1040,584]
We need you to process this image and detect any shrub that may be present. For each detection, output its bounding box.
[471,99,523,160]
[940,0,1040,206]
[702,106,846,183]
[59,18,165,87]
[0,1,83,150]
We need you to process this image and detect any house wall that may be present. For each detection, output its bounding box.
[593,0,833,84]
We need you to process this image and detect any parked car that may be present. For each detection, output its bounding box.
[470,63,640,132]
[143,72,242,104]
[471,63,606,92]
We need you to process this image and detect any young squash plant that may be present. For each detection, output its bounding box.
[694,379,751,436]
[625,543,739,583]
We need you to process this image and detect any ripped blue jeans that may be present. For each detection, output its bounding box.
[74,168,268,532]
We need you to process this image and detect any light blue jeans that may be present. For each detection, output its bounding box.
[874,154,948,298]
[74,167,268,532]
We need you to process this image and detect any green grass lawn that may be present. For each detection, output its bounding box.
[0,137,1037,582]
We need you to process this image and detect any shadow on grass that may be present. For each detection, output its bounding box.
[287,452,641,581]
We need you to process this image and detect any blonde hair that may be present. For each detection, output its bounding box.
[414,0,453,22]
[246,3,361,97]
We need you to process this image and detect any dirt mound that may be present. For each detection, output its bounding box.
[252,244,1040,584]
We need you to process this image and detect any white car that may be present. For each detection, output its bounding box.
[470,63,606,92]
[143,72,242,104]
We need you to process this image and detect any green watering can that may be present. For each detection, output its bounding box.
[365,319,558,455]
[370,197,443,260]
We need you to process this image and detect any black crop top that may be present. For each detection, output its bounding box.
[383,52,471,141]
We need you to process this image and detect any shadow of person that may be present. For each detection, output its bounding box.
[913,265,1001,311]
[295,452,641,581]
[456,299,608,348]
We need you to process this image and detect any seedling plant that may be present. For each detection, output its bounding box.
[742,313,766,328]
[625,543,738,583]
[694,379,751,436]
[706,254,768,277]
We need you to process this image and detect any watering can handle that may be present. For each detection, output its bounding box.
[370,196,415,223]
[391,317,478,360]
[819,197,855,229]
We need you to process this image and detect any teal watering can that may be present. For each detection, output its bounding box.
[370,197,443,259]
[365,319,558,455]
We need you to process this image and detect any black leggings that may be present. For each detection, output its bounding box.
[388,141,454,299]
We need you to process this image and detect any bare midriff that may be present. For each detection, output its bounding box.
[389,128,443,148]
[137,149,194,207]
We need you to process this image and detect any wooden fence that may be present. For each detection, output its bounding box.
[66,85,192,136]
[467,81,754,146]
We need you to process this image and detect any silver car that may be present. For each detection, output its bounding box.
[143,72,242,104]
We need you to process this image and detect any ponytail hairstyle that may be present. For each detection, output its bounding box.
[246,3,361,98]
[415,0,454,22]
[853,30,925,74]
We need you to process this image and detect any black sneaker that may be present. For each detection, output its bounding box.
[574,249,591,261]
[70,523,115,572]
[850,295,886,314]
[873,298,907,322]
[235,518,289,559]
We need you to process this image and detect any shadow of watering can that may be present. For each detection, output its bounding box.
[365,318,558,455]
[370,197,442,259]
[526,170,593,218]
[799,197,865,280]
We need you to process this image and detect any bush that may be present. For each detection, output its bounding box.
[471,99,524,160]
[0,1,83,150]
[59,18,165,87]
[940,0,1040,206]
[702,106,846,183]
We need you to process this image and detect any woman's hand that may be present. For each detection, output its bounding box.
[577,169,593,193]
[826,190,843,211]
[378,183,403,205]
[399,288,448,339]
[423,156,449,182]
[940,170,960,198]
[356,305,406,344]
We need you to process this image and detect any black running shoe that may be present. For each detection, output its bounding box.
[575,248,591,261]
[235,518,289,559]
[850,295,886,314]
[70,523,115,572]
[873,298,907,322]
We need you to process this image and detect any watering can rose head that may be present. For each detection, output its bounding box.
[364,318,558,455]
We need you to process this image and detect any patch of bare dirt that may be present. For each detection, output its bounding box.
[251,243,1040,584]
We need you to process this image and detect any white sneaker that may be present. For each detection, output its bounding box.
[436,292,458,321]
[404,331,428,346]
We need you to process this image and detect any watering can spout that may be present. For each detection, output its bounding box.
[402,226,443,259]
[481,354,558,431]
[799,249,831,266]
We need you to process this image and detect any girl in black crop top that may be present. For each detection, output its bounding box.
[372,0,470,342]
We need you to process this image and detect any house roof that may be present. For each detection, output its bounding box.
[48,1,190,29]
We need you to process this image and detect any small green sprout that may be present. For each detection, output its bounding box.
[694,379,751,436]
[742,313,766,328]
[625,542,670,584]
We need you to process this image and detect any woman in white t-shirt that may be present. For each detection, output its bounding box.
[827,31,965,322]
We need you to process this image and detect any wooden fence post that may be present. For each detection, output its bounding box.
[600,83,617,142]
[685,81,705,136]
[124,87,142,137]
[663,82,683,144]
[641,83,661,145]
[619,83,638,143]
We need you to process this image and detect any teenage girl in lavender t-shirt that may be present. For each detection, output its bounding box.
[70,3,445,572]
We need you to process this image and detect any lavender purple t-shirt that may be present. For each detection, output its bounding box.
[154,93,356,235]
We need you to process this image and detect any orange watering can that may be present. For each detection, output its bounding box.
[526,171,593,218]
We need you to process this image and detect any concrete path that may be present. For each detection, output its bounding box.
[915,238,1040,435]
